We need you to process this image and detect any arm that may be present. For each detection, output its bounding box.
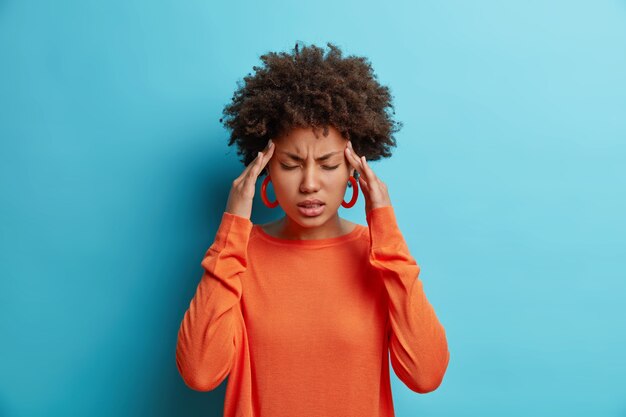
[175,211,253,391]
[366,206,450,394]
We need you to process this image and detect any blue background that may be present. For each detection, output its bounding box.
[1,0,625,416]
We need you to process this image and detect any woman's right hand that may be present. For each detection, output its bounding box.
[224,139,275,219]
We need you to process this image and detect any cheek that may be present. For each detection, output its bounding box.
[267,169,290,194]
[331,171,351,190]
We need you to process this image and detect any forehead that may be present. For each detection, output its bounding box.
[276,126,346,152]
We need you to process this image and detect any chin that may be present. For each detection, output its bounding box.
[294,212,325,222]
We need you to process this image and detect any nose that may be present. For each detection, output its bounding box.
[299,164,321,193]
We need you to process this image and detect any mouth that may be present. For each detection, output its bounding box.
[297,200,325,208]
[297,201,325,217]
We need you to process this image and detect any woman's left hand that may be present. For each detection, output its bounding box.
[344,140,392,214]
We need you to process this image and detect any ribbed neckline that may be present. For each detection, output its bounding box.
[252,223,366,247]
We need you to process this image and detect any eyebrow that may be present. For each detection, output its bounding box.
[279,151,343,162]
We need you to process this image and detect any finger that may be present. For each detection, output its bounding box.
[344,147,371,196]
[359,155,378,182]
[347,141,365,171]
[344,147,360,175]
[238,139,274,181]
[249,149,268,178]
[259,140,275,169]
[345,153,364,186]
[346,149,368,185]
[348,141,374,183]
[344,143,364,176]
[247,139,275,181]
[357,173,370,194]
[237,151,263,182]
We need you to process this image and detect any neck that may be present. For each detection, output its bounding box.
[276,213,347,240]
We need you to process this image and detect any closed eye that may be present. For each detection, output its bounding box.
[280,163,340,170]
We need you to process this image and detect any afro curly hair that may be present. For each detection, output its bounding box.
[219,41,403,177]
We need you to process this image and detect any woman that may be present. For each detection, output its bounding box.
[176,42,450,417]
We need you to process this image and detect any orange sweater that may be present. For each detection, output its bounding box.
[176,205,450,417]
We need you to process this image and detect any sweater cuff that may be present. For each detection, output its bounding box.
[366,205,402,250]
[209,211,253,253]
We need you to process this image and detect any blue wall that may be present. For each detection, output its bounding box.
[1,1,625,416]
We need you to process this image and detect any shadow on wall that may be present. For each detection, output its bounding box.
[129,131,279,417]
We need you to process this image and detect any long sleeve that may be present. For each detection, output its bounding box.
[366,205,450,394]
[176,211,253,392]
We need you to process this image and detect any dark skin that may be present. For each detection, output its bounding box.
[225,123,393,240]
[260,133,393,239]
[344,139,393,213]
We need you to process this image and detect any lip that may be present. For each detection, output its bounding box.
[297,204,325,217]
[297,199,325,206]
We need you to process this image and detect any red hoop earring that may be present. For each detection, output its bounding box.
[261,176,279,208]
[341,176,359,208]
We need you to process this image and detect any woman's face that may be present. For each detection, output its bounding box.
[266,125,354,227]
